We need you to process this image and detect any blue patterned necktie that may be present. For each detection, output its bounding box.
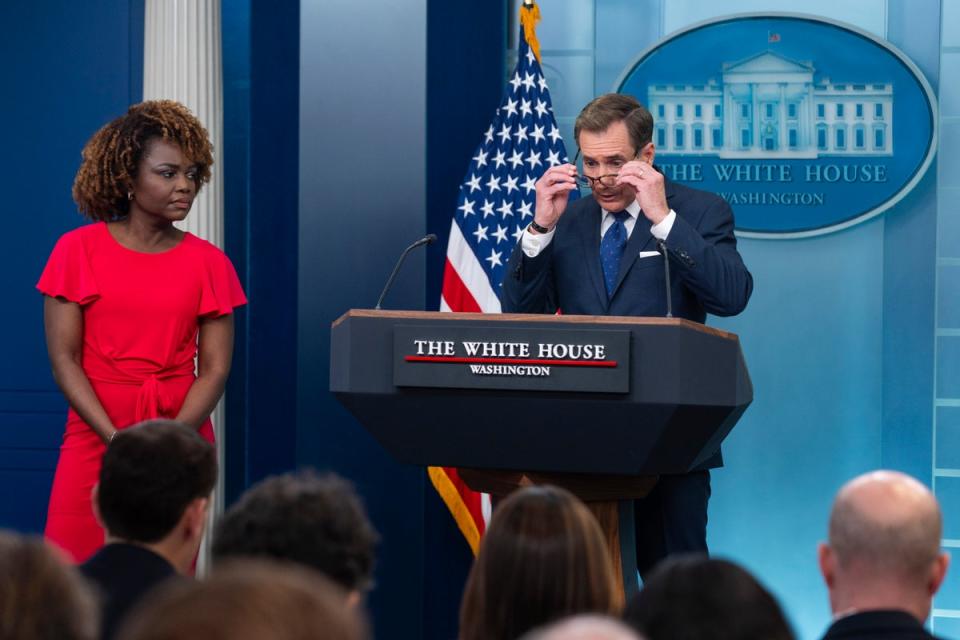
[600,210,630,298]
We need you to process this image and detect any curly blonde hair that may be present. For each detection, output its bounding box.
[72,100,214,221]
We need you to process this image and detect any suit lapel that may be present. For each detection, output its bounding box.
[577,199,608,310]
[610,178,677,299]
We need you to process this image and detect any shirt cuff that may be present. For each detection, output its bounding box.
[650,209,676,241]
[521,225,555,257]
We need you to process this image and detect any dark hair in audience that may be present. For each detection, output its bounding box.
[0,530,98,640]
[116,559,367,640]
[574,93,654,154]
[97,420,217,543]
[212,469,378,593]
[624,555,795,640]
[459,485,621,640]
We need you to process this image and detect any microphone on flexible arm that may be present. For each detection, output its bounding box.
[657,240,674,318]
[374,234,438,310]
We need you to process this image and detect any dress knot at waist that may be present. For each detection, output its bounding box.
[86,361,195,424]
[135,374,174,423]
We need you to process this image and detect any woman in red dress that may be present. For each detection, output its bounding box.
[38,101,246,562]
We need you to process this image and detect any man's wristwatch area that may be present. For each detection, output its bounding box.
[528,220,553,234]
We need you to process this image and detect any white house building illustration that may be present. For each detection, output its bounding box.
[647,51,893,158]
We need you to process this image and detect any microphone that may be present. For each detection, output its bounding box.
[374,234,438,310]
[657,240,673,318]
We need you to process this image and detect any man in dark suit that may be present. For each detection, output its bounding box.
[818,471,950,640]
[81,419,217,640]
[502,93,753,577]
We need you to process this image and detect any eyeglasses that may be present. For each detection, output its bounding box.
[571,148,640,189]
[575,173,619,189]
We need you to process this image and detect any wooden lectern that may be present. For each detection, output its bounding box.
[330,309,752,596]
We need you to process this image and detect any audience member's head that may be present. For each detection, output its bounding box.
[116,559,367,640]
[624,555,794,640]
[818,470,949,622]
[522,615,643,640]
[94,420,217,573]
[0,530,98,640]
[459,485,621,640]
[212,469,378,600]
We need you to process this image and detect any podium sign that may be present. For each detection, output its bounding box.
[393,325,631,393]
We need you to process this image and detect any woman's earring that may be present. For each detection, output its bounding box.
[127,191,134,200]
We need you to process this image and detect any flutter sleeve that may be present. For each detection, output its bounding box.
[198,248,248,318]
[36,229,100,305]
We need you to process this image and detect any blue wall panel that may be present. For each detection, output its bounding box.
[298,1,428,636]
[423,1,508,638]
[937,408,960,469]
[937,476,960,540]
[0,0,143,533]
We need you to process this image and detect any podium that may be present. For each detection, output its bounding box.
[330,309,752,594]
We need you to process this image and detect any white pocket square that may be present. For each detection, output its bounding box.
[638,251,661,258]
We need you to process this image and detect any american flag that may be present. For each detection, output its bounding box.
[440,9,577,314]
[431,2,578,554]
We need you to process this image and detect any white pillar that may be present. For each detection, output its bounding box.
[143,0,225,575]
[143,0,223,246]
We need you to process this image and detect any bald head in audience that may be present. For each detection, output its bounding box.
[818,470,949,623]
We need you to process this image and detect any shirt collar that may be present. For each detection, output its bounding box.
[602,200,641,221]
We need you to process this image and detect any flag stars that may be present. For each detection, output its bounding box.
[546,149,562,167]
[522,71,536,92]
[458,198,475,217]
[514,125,529,144]
[465,173,482,192]
[481,199,496,218]
[472,149,488,168]
[513,224,526,242]
[484,125,495,144]
[473,224,489,243]
[525,48,536,65]
[534,100,549,119]
[497,123,512,144]
[509,72,522,93]
[503,174,519,195]
[519,98,533,118]
[508,149,525,169]
[548,125,562,144]
[518,200,533,218]
[502,97,518,118]
[498,200,514,218]
[485,174,502,192]
[521,175,537,194]
[530,124,546,144]
[492,149,506,169]
[525,150,543,170]
[493,224,509,244]
[486,248,504,268]
[537,74,548,92]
